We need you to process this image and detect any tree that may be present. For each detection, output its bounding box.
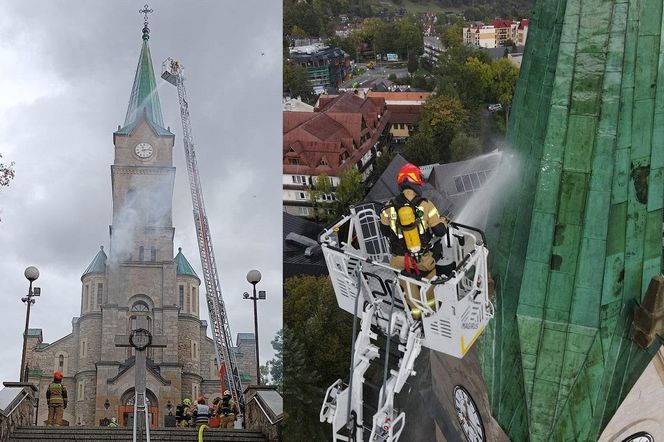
[283,1,318,38]
[0,153,15,222]
[264,329,283,392]
[396,17,424,58]
[366,150,395,187]
[282,327,326,441]
[283,60,314,104]
[411,73,427,90]
[407,52,419,75]
[0,154,15,187]
[420,95,469,149]
[449,132,483,162]
[334,166,365,217]
[309,173,334,223]
[290,25,308,39]
[283,276,354,441]
[488,58,520,125]
[328,35,357,60]
[401,131,441,165]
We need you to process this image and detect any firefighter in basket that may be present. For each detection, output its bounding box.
[379,162,449,318]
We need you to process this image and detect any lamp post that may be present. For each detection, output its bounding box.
[20,266,40,382]
[244,269,265,385]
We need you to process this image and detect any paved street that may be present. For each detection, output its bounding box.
[342,62,409,87]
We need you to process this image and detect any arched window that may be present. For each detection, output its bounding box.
[150,247,156,261]
[139,246,144,262]
[131,301,150,312]
[58,355,64,371]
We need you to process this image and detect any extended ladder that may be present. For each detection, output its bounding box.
[320,204,494,441]
[161,59,244,410]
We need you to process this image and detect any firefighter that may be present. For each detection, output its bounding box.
[46,371,67,426]
[218,390,238,429]
[193,396,211,428]
[379,162,449,318]
[178,398,193,427]
[108,417,119,428]
[209,397,222,427]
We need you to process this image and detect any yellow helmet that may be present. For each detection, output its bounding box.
[182,398,192,406]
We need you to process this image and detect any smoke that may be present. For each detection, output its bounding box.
[109,172,174,264]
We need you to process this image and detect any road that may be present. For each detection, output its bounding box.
[342,62,409,88]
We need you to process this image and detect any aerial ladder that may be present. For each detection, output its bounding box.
[319,203,494,441]
[161,59,244,412]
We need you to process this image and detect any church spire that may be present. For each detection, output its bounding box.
[123,4,165,130]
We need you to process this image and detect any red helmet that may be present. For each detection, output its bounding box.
[53,371,63,381]
[397,163,423,186]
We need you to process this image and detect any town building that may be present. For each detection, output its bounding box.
[463,19,529,49]
[23,23,256,428]
[423,36,444,65]
[366,91,431,142]
[283,96,314,112]
[283,92,391,217]
[288,43,351,92]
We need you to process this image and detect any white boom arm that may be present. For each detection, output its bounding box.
[320,205,493,441]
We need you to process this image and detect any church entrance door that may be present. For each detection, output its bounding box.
[118,405,158,428]
[119,388,159,429]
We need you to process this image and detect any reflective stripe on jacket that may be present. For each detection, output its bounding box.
[195,404,210,424]
[46,382,67,406]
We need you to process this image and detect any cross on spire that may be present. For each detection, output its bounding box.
[139,4,153,40]
[139,4,153,25]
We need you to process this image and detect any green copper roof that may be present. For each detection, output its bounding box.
[119,25,167,134]
[175,248,199,279]
[480,0,664,440]
[82,246,107,277]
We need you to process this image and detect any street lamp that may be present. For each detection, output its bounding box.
[244,269,265,385]
[20,266,40,382]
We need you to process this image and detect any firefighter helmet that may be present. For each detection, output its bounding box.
[53,371,63,381]
[397,163,423,186]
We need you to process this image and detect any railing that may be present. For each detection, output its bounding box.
[0,383,37,442]
[244,387,282,442]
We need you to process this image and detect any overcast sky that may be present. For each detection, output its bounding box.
[0,1,282,384]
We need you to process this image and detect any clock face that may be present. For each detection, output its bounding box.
[454,385,486,442]
[135,142,153,159]
[622,433,654,442]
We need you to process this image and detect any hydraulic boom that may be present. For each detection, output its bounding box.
[161,58,244,411]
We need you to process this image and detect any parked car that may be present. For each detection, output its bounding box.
[488,103,503,112]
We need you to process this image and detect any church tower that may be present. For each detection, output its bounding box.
[24,18,257,428]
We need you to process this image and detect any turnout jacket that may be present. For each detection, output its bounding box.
[379,188,448,256]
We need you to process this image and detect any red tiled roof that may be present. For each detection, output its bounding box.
[284,112,317,133]
[301,114,350,141]
[367,91,432,101]
[389,112,420,124]
[519,19,529,29]
[283,91,391,176]
[491,19,514,29]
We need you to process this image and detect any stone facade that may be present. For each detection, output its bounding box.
[24,32,256,428]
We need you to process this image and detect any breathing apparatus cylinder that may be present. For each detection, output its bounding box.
[397,205,422,258]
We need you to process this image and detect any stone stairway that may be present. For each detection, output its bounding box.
[8,426,267,442]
